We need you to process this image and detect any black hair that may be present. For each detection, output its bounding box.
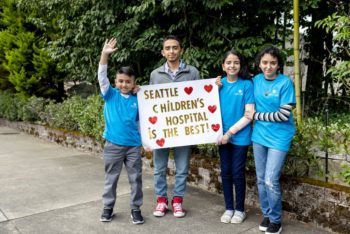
[117,66,135,78]
[222,50,250,79]
[162,35,182,48]
[255,46,284,72]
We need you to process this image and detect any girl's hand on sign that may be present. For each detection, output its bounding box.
[221,134,230,145]
[215,76,222,87]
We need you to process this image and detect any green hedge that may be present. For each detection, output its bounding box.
[0,92,104,142]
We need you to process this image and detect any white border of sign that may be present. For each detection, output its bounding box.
[138,78,223,149]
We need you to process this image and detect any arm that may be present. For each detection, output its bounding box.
[221,103,254,144]
[98,38,117,95]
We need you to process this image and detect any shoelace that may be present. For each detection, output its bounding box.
[173,202,183,212]
[156,202,167,211]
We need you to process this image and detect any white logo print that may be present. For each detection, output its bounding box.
[235,89,243,96]
[264,89,278,97]
[131,102,138,109]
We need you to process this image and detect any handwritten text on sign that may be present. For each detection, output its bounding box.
[138,79,223,149]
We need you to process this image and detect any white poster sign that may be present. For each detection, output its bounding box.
[138,78,223,149]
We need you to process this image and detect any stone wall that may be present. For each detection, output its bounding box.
[1,119,349,233]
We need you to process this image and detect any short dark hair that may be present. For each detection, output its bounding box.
[255,45,284,70]
[162,35,182,48]
[117,66,135,78]
[222,50,250,79]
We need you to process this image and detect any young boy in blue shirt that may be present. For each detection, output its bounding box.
[98,38,144,224]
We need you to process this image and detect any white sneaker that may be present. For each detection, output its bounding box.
[220,210,234,223]
[231,210,246,224]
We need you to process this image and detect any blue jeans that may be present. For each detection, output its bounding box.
[253,142,287,224]
[153,146,191,198]
[219,143,248,212]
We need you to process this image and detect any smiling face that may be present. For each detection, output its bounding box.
[115,74,135,94]
[161,39,183,63]
[259,53,279,80]
[222,53,241,81]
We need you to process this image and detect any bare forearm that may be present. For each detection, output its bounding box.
[227,117,252,135]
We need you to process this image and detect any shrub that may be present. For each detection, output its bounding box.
[0,92,20,121]
[77,95,104,142]
[340,164,350,185]
[20,96,47,123]
[42,96,84,131]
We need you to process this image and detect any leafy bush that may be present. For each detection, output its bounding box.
[19,96,47,122]
[0,92,20,121]
[77,95,104,141]
[286,123,320,177]
[194,144,219,158]
[340,164,350,185]
[42,96,85,131]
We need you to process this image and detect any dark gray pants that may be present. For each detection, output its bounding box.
[102,141,143,210]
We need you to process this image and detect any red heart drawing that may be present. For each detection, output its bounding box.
[204,84,213,93]
[208,105,217,113]
[211,124,220,132]
[184,87,193,95]
[156,138,165,147]
[148,116,157,124]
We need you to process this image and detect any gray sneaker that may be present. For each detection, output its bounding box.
[220,210,234,223]
[100,208,114,222]
[231,210,246,224]
[131,209,144,224]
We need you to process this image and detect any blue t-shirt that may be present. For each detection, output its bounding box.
[102,86,141,146]
[252,73,296,151]
[219,77,255,146]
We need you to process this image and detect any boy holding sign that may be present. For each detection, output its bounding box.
[150,35,200,218]
[98,38,144,224]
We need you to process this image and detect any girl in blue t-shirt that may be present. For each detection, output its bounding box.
[216,51,255,224]
[245,46,296,234]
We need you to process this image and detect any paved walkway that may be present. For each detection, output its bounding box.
[0,126,330,234]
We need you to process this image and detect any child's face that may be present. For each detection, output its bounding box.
[222,54,241,79]
[259,53,279,79]
[115,74,135,94]
[161,39,183,63]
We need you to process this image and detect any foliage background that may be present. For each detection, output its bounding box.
[0,0,349,184]
[0,0,348,107]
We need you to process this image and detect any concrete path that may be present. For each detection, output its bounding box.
[0,126,330,234]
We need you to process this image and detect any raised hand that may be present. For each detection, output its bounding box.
[102,38,117,55]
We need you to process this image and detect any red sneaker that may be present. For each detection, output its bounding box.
[172,196,186,218]
[153,197,168,217]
